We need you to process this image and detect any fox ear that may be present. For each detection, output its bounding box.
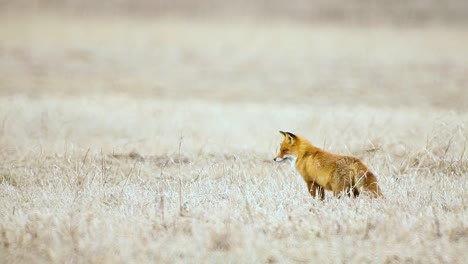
[279,131,297,144]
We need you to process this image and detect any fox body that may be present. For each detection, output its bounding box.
[274,131,383,199]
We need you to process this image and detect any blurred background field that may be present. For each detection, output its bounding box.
[1,1,468,109]
[3,0,468,25]
[0,1,467,263]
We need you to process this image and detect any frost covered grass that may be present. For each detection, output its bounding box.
[0,12,467,263]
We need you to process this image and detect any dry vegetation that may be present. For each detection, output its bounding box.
[0,8,467,264]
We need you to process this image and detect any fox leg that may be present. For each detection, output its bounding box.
[332,190,341,198]
[345,181,359,198]
[332,165,362,198]
[306,181,317,198]
[331,184,348,198]
[343,186,352,197]
[307,181,325,200]
[352,188,360,197]
[317,186,325,200]
[330,180,346,198]
[343,187,359,198]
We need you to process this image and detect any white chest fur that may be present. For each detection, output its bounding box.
[289,157,297,171]
[284,155,301,180]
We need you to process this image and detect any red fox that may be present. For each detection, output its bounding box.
[274,131,383,199]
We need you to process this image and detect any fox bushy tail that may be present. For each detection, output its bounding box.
[363,171,384,198]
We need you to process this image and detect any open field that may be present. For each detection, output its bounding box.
[0,12,467,263]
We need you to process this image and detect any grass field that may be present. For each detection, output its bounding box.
[0,11,467,263]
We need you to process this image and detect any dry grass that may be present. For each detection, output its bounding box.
[0,12,467,263]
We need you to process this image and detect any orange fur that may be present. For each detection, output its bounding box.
[274,131,383,200]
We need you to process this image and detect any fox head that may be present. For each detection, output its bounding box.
[274,131,299,162]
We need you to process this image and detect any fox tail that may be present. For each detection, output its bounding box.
[364,171,384,198]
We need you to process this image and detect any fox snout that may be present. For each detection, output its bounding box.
[274,157,285,162]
